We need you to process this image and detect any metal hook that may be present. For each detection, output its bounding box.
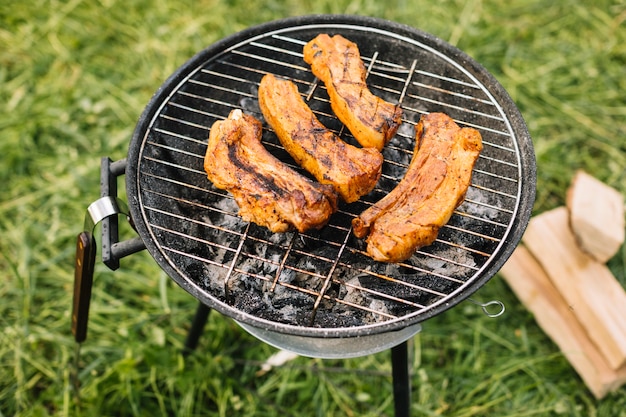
[468,298,506,318]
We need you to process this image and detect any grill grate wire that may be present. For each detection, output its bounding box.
[133,27,526,329]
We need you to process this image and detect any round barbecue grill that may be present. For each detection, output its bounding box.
[115,15,536,358]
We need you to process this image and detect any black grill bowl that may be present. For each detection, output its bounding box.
[126,15,535,357]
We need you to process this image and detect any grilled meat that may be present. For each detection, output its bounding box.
[352,113,482,262]
[204,109,338,233]
[258,74,383,203]
[303,34,403,151]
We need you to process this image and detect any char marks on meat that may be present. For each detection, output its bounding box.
[258,73,383,203]
[303,34,403,151]
[352,113,483,263]
[204,109,338,233]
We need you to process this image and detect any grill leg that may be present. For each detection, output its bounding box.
[183,302,211,355]
[391,340,411,417]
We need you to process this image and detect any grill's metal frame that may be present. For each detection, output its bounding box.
[126,15,536,339]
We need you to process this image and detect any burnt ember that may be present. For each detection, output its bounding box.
[174,196,480,328]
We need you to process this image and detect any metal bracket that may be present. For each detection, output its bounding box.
[100,157,146,269]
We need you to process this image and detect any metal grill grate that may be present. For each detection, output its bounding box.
[127,18,534,337]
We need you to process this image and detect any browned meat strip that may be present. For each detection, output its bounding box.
[303,34,403,151]
[204,109,338,233]
[352,113,483,262]
[258,73,383,203]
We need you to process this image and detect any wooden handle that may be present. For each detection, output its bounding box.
[72,232,96,343]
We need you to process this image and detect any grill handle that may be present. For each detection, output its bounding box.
[72,195,128,343]
[72,231,96,343]
[72,157,146,344]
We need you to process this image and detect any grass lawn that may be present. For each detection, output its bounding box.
[1,0,625,416]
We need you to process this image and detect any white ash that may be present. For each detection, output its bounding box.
[239,96,260,115]
[409,248,477,278]
[461,187,502,221]
[395,119,416,140]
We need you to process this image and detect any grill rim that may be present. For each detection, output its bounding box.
[126,14,536,338]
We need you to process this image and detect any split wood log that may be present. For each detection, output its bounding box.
[566,170,625,263]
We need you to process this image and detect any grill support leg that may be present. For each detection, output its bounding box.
[391,340,411,417]
[183,302,211,355]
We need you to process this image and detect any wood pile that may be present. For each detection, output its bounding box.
[500,170,626,399]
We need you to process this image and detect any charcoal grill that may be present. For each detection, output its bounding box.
[73,14,535,416]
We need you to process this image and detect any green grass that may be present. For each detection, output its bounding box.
[1,0,625,416]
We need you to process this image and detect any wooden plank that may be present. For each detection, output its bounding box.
[500,245,626,399]
[522,207,626,370]
[566,170,625,263]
